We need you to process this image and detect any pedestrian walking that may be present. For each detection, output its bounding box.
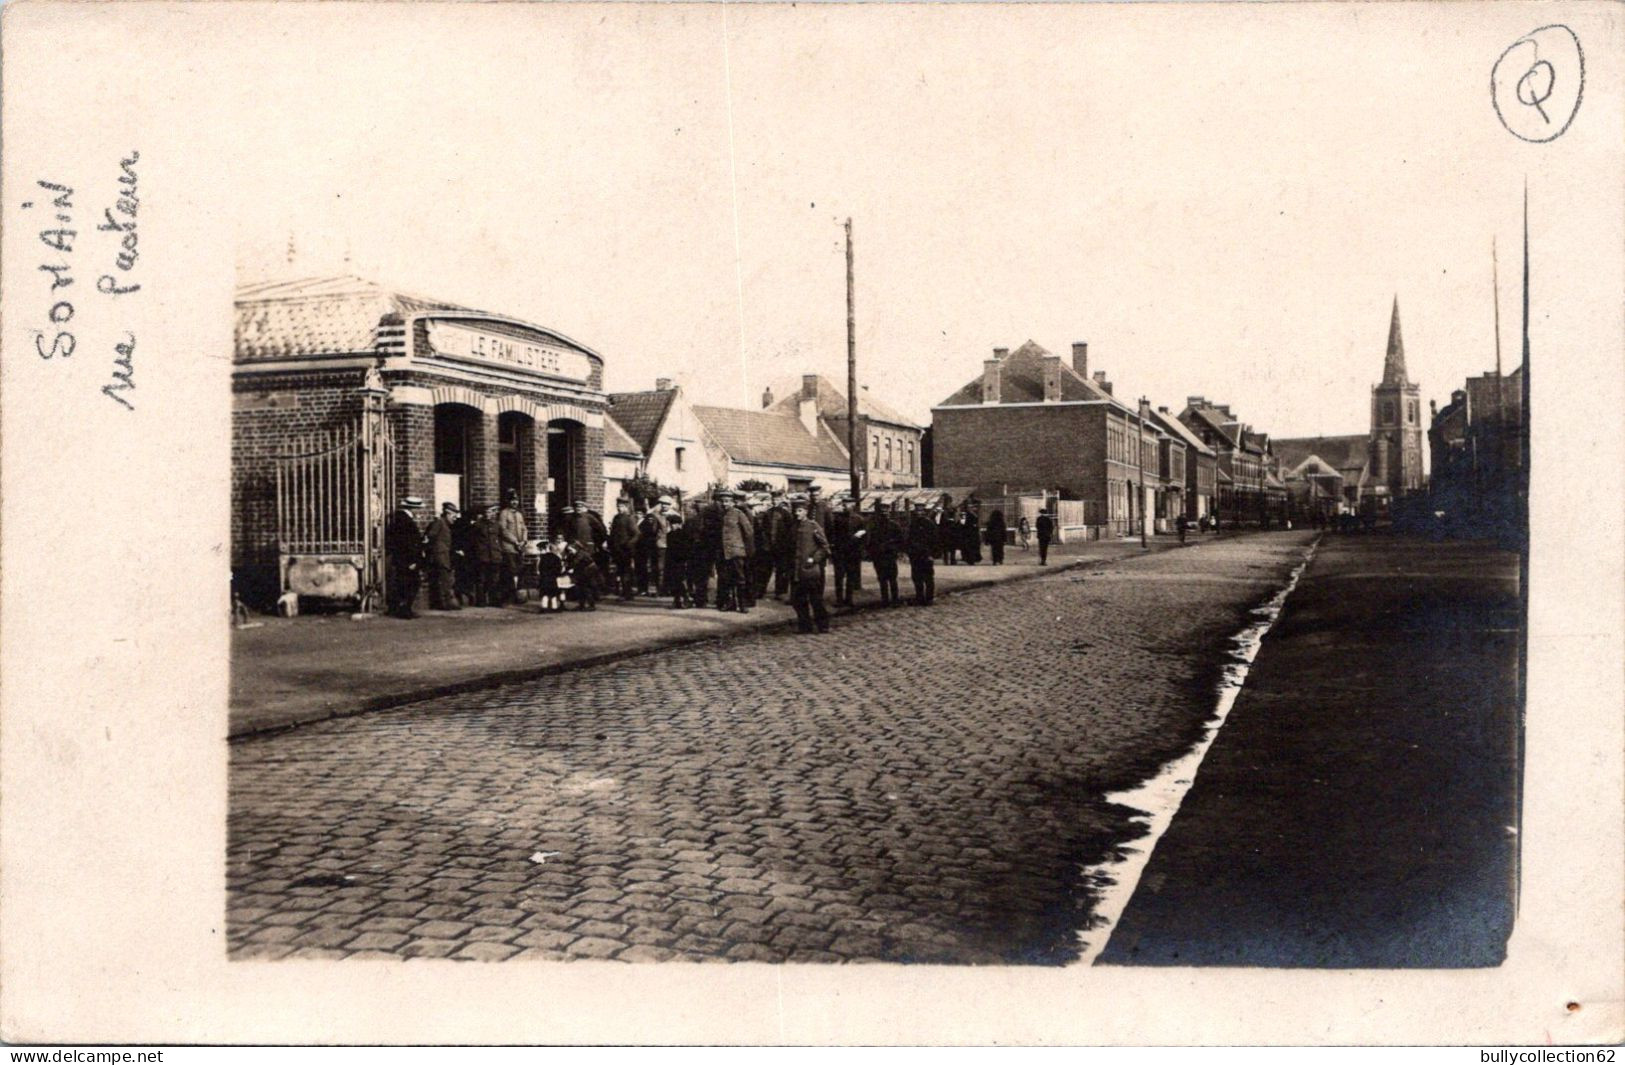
[788,496,830,634]
[1018,515,1031,552]
[867,499,903,606]
[664,513,692,608]
[497,492,528,604]
[384,496,426,618]
[536,534,566,613]
[831,497,865,606]
[425,501,461,610]
[608,497,638,601]
[1036,507,1055,566]
[906,504,938,605]
[959,507,982,565]
[1177,513,1188,544]
[938,495,957,565]
[985,508,1007,565]
[717,489,755,613]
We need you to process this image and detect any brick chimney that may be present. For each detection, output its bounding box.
[993,347,1009,359]
[1071,342,1088,378]
[1093,370,1113,396]
[1187,395,1206,409]
[1041,355,1062,402]
[981,359,1002,404]
[761,386,774,409]
[656,377,672,391]
[801,374,820,401]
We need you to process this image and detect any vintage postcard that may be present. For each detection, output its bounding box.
[1,0,1621,1046]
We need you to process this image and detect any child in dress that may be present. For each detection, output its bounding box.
[536,534,566,613]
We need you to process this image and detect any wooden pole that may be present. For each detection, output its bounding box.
[1137,397,1149,547]
[846,218,859,501]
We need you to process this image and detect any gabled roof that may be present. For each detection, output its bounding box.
[935,340,1122,410]
[1180,405,1241,449]
[606,388,678,453]
[767,375,921,430]
[691,406,849,470]
[1272,435,1371,477]
[1148,408,1215,456]
[602,417,643,458]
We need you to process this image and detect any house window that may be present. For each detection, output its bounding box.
[907,441,915,472]
[884,438,893,471]
[675,446,685,472]
[871,435,880,468]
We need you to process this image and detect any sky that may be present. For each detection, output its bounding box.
[230,3,1616,439]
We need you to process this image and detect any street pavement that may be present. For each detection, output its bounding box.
[228,531,1314,962]
[1098,533,1521,967]
[232,535,1186,737]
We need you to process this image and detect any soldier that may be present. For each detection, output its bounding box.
[769,490,794,598]
[571,498,608,569]
[664,512,692,609]
[867,499,904,606]
[608,497,639,601]
[750,495,775,602]
[1036,507,1055,566]
[635,502,665,596]
[425,501,461,610]
[497,492,529,604]
[685,502,715,609]
[830,496,865,607]
[474,503,502,605]
[717,489,755,613]
[384,496,426,618]
[907,504,939,606]
[788,496,831,634]
[807,483,832,535]
[697,493,725,607]
[451,504,479,605]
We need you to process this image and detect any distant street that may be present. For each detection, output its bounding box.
[229,533,1313,962]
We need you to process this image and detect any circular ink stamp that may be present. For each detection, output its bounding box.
[1492,24,1584,143]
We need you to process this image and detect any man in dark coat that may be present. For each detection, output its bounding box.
[807,484,832,536]
[750,497,775,602]
[959,507,982,564]
[830,498,865,606]
[474,503,502,605]
[572,498,609,571]
[635,504,665,596]
[608,497,639,601]
[1036,508,1055,566]
[664,513,692,608]
[497,493,529,604]
[384,496,426,618]
[425,501,461,610]
[867,499,904,606]
[788,497,830,634]
[985,508,1007,565]
[451,505,479,605]
[717,490,755,613]
[906,505,938,606]
[768,492,794,598]
[685,503,715,608]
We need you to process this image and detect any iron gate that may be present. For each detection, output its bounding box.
[275,412,395,611]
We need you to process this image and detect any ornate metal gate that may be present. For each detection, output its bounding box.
[274,378,395,610]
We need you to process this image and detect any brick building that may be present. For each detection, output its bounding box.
[1150,406,1216,521]
[763,375,923,490]
[1428,363,1523,538]
[232,275,609,606]
[1177,398,1270,522]
[930,340,1160,536]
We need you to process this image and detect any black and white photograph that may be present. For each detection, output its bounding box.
[0,0,1621,1047]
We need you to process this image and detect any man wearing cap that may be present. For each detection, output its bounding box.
[767,491,794,598]
[571,499,609,571]
[451,503,479,606]
[474,503,503,606]
[425,501,462,611]
[635,501,665,597]
[867,499,904,607]
[716,489,755,613]
[608,497,639,602]
[384,497,426,618]
[807,483,832,536]
[1036,507,1055,566]
[906,504,939,606]
[789,496,831,634]
[497,493,529,605]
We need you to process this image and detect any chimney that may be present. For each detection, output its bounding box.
[1071,342,1088,378]
[1158,405,1170,415]
[1041,355,1062,402]
[801,374,820,401]
[1187,395,1206,409]
[761,386,774,409]
[655,377,672,391]
[993,347,1009,359]
[1217,404,1232,418]
[981,360,1002,404]
[1093,370,1113,396]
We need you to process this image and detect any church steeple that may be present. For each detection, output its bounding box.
[1382,295,1409,386]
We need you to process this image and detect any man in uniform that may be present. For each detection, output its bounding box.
[807,483,833,535]
[867,498,904,606]
[768,491,794,598]
[907,503,939,606]
[664,511,692,608]
[608,497,639,601]
[425,501,461,611]
[497,492,529,604]
[1036,507,1055,566]
[696,493,725,607]
[385,496,426,618]
[451,504,479,606]
[717,489,755,613]
[789,496,831,633]
[474,503,502,606]
[684,502,715,609]
[830,495,865,607]
[750,495,776,602]
[572,498,608,571]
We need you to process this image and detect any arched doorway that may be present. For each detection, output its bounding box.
[546,418,584,531]
[497,411,536,512]
[433,403,483,511]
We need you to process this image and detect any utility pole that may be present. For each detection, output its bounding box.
[1137,396,1149,548]
[846,218,860,502]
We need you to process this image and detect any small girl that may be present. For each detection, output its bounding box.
[536,535,566,613]
[566,539,602,611]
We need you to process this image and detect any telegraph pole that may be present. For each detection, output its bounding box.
[846,218,860,501]
[1137,396,1149,548]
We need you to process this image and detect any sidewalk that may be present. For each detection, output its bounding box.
[1098,533,1522,967]
[230,532,1219,738]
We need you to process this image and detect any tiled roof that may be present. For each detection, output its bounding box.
[1272,435,1371,476]
[606,389,678,453]
[602,417,643,457]
[235,275,480,361]
[935,340,1122,409]
[691,406,849,470]
[1179,405,1241,449]
[766,375,922,430]
[1148,408,1215,456]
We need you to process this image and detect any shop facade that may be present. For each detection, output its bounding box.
[232,277,608,608]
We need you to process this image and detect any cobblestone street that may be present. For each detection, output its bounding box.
[228,532,1315,963]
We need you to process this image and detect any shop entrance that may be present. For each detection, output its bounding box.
[496,411,535,510]
[433,404,482,511]
[546,419,582,530]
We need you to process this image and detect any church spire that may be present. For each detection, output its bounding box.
[1382,295,1409,386]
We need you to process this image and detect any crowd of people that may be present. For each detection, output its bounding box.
[382,486,1053,635]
